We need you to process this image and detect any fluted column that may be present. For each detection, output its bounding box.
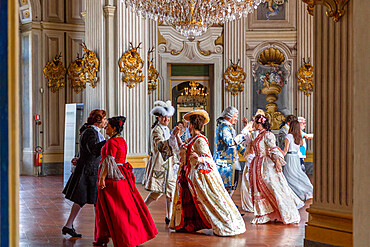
[85,0,105,114]
[223,17,247,131]
[148,20,159,128]
[297,1,314,152]
[117,2,149,157]
[103,4,117,116]
[304,3,353,246]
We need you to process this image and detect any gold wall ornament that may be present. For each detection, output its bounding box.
[43,53,66,93]
[147,47,159,94]
[118,42,144,89]
[67,55,85,94]
[258,47,285,67]
[302,0,349,22]
[80,43,99,88]
[297,62,314,96]
[224,60,246,96]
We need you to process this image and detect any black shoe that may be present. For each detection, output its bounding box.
[62,226,82,237]
[165,217,170,224]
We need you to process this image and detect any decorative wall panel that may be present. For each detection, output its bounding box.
[42,31,65,153]
[66,32,85,103]
[42,0,64,23]
[66,0,85,24]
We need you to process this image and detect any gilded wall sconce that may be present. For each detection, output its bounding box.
[43,53,66,93]
[67,54,85,94]
[297,61,314,97]
[302,0,349,22]
[80,43,99,88]
[118,42,144,89]
[224,60,246,96]
[147,47,159,94]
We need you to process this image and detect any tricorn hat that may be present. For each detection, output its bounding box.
[183,109,210,125]
[150,100,175,117]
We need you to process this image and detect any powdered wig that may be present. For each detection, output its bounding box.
[220,106,238,119]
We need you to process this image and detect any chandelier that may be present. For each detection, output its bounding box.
[177,81,208,107]
[122,0,263,40]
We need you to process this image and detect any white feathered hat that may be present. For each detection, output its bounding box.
[150,100,175,117]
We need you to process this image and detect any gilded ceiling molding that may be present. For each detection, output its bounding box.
[302,0,350,22]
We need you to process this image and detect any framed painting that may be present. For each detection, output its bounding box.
[247,0,296,30]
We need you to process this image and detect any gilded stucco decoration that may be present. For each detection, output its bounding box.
[80,43,99,88]
[297,61,314,97]
[224,60,246,96]
[147,47,159,94]
[258,47,285,67]
[43,53,66,93]
[118,42,144,89]
[302,0,349,22]
[67,55,85,94]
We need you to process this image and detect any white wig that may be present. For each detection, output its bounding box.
[150,100,175,117]
[220,106,238,119]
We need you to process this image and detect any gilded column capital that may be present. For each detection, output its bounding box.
[103,5,116,18]
[302,0,349,22]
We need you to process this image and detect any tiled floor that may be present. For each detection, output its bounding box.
[20,175,310,247]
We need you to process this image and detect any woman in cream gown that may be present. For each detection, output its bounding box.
[170,110,246,236]
[247,115,304,224]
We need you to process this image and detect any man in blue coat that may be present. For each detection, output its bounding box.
[214,106,251,196]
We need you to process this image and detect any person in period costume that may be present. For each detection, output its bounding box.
[282,120,313,201]
[277,115,297,150]
[62,109,107,237]
[240,109,265,212]
[246,114,304,224]
[170,109,246,236]
[214,106,249,196]
[94,116,158,247]
[142,100,178,224]
[297,117,314,173]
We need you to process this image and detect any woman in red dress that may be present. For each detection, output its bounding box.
[94,116,158,247]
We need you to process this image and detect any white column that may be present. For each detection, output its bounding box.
[103,4,117,116]
[117,2,149,156]
[223,18,248,132]
[85,0,105,115]
[297,1,314,152]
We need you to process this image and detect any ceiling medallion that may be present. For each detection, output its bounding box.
[297,61,314,97]
[224,60,246,96]
[118,42,144,89]
[43,53,66,93]
[258,47,285,67]
[122,0,263,40]
[302,0,349,22]
[147,47,159,94]
[67,54,85,94]
[80,43,99,88]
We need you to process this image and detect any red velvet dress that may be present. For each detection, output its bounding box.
[94,137,158,247]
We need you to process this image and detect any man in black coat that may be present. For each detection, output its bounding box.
[62,109,107,237]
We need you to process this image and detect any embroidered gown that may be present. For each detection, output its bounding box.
[248,130,304,224]
[94,137,158,247]
[170,135,246,236]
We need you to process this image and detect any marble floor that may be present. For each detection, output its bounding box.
[19,175,311,247]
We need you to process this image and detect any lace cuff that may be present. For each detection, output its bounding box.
[99,155,125,181]
[196,156,213,174]
[268,147,287,166]
[169,134,179,153]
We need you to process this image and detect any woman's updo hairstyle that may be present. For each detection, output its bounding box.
[87,109,107,125]
[189,114,206,131]
[255,114,271,131]
[108,116,126,136]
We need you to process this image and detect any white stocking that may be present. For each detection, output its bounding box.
[166,198,173,219]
